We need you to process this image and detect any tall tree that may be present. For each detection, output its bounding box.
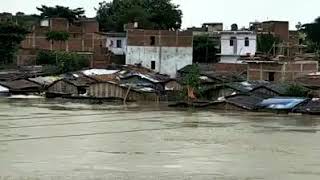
[37,5,85,22]
[0,22,29,64]
[302,17,320,53]
[257,34,280,54]
[193,35,218,63]
[96,0,182,32]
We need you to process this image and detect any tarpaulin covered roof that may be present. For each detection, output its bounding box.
[258,97,307,110]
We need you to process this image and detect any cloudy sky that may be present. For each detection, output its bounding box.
[1,0,319,30]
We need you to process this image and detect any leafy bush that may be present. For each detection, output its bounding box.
[36,50,56,65]
[46,31,70,42]
[182,64,201,100]
[285,84,309,97]
[36,51,89,73]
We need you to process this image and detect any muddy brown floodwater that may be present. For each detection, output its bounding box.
[1,98,320,180]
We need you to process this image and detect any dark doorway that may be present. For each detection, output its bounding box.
[151,61,156,70]
[268,72,275,82]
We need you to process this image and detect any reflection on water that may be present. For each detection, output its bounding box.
[0,98,320,180]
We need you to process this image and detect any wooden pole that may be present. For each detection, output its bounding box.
[123,85,132,104]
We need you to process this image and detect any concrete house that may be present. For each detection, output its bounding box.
[105,32,127,55]
[219,31,257,63]
[126,29,193,77]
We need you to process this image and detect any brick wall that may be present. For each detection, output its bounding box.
[262,21,289,41]
[127,29,193,47]
[248,61,318,82]
[210,63,247,74]
[18,18,107,67]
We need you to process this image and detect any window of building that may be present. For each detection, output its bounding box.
[268,72,275,82]
[245,37,249,46]
[116,39,122,48]
[230,37,236,46]
[151,61,156,70]
[40,19,49,27]
[150,36,156,46]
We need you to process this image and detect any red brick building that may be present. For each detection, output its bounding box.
[18,18,109,67]
[247,60,318,82]
[261,21,289,42]
[250,21,289,42]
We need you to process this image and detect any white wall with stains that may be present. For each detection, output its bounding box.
[106,37,127,55]
[126,46,193,77]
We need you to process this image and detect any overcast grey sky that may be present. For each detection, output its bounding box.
[0,0,319,30]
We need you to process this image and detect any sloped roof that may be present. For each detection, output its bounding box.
[225,94,264,110]
[294,99,320,114]
[28,76,63,86]
[226,81,269,93]
[64,76,97,87]
[90,74,120,84]
[250,83,289,95]
[0,79,41,90]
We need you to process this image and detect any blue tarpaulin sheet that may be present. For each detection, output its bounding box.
[258,98,306,110]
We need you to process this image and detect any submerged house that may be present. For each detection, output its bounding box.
[204,81,268,100]
[208,94,263,111]
[0,79,42,94]
[46,76,97,97]
[87,81,158,101]
[293,99,320,115]
[249,83,288,98]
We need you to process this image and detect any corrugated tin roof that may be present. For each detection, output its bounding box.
[64,76,97,87]
[0,79,41,90]
[226,94,264,110]
[91,74,120,83]
[29,76,62,86]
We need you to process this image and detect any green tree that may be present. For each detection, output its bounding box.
[193,35,218,63]
[257,34,280,54]
[302,17,320,54]
[36,51,89,73]
[182,64,201,100]
[285,84,309,97]
[37,5,85,23]
[96,0,182,32]
[46,31,70,50]
[0,22,29,64]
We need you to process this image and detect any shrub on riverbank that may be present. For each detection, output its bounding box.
[284,84,309,97]
[36,51,89,73]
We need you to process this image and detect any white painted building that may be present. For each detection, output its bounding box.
[126,29,193,77]
[219,31,256,63]
[105,33,127,55]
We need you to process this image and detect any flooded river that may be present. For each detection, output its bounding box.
[1,98,320,180]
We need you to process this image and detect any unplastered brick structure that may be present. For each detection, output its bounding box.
[126,29,193,77]
[18,18,109,67]
[247,60,318,82]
